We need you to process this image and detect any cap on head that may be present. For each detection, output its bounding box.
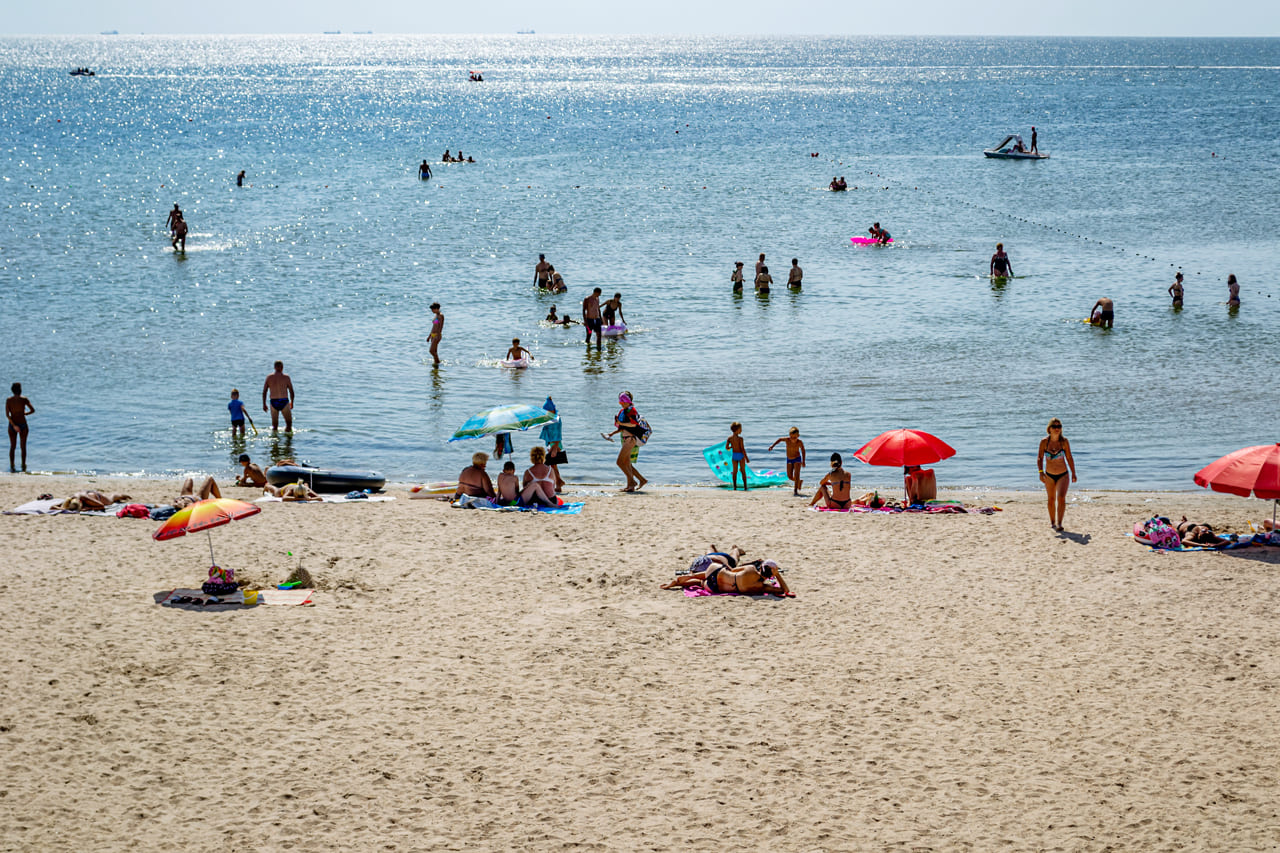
[763,559,779,570]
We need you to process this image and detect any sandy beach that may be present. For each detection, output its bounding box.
[2,473,1279,851]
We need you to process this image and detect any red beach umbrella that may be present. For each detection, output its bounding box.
[153,497,261,564]
[854,429,956,468]
[1193,443,1280,524]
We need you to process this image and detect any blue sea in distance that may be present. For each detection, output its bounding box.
[1,35,1278,489]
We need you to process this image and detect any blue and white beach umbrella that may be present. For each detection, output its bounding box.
[449,404,559,442]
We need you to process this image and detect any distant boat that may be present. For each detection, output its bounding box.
[517,29,535,34]
[354,30,373,34]
[100,29,118,35]
[983,134,1049,160]
[323,30,341,34]
[70,68,96,77]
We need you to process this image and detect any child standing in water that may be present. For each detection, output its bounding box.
[726,422,749,490]
[769,427,806,496]
[228,389,248,437]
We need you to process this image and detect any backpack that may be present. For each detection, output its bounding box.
[636,417,652,446]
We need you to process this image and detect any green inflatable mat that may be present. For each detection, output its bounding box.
[702,443,791,488]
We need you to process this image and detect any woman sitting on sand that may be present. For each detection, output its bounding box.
[809,453,852,509]
[520,446,558,507]
[661,552,790,596]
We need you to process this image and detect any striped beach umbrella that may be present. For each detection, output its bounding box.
[449,404,558,442]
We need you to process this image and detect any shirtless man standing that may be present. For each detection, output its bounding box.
[755,253,766,277]
[788,258,803,289]
[583,287,603,345]
[1091,297,1115,329]
[534,254,552,289]
[262,361,295,431]
[166,203,182,234]
[6,382,34,472]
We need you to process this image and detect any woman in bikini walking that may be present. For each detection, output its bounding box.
[1038,418,1077,531]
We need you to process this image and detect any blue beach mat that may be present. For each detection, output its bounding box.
[702,443,791,488]
[452,496,585,515]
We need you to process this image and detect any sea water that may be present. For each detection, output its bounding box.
[1,35,1277,489]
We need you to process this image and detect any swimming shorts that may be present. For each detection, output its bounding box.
[271,398,290,411]
[231,418,245,425]
[787,456,801,465]
[1100,310,1114,323]
[586,317,603,332]
[732,452,744,462]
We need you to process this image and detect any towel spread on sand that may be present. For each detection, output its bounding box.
[451,496,585,515]
[4,498,63,515]
[1134,532,1277,552]
[702,443,791,488]
[254,495,396,504]
[812,504,997,514]
[159,587,315,606]
[682,584,794,599]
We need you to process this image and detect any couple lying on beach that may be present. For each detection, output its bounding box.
[454,448,559,508]
[661,545,792,597]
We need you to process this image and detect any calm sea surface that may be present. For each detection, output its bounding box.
[1,35,1277,488]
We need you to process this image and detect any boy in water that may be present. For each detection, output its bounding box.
[545,305,573,326]
[6,382,34,472]
[495,461,520,506]
[769,427,806,496]
[228,389,248,437]
[506,339,531,362]
[726,422,749,490]
[235,453,268,487]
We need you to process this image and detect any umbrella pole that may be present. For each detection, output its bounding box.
[207,530,216,566]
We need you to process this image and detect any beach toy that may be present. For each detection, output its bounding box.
[411,482,458,495]
[602,323,627,337]
[850,236,893,245]
[702,443,791,488]
[501,357,530,369]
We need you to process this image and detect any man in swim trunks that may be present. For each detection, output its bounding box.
[418,159,432,180]
[262,360,295,431]
[455,452,496,500]
[810,453,853,509]
[535,254,551,288]
[1090,297,1114,329]
[583,287,603,345]
[755,253,766,277]
[166,203,182,234]
[990,243,1013,278]
[7,382,34,472]
[788,258,803,289]
[171,214,187,252]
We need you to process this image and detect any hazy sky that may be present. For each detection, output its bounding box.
[6,0,1279,36]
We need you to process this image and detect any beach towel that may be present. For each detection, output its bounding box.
[4,498,62,515]
[682,582,794,599]
[811,503,999,514]
[159,587,315,606]
[702,443,790,488]
[451,496,585,515]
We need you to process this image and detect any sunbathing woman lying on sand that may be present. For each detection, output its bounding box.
[661,551,790,596]
[58,489,132,511]
[263,481,323,502]
[1177,517,1231,547]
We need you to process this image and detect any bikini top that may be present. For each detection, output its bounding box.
[1044,442,1066,461]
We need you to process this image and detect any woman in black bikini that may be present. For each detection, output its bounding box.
[1037,418,1077,531]
[614,391,648,492]
[661,552,790,596]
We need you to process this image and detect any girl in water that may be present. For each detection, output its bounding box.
[1037,418,1077,531]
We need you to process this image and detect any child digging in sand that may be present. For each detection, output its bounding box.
[726,422,749,490]
[769,427,806,496]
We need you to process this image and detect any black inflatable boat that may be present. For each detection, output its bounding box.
[265,464,386,493]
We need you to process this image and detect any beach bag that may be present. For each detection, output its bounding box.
[202,565,238,596]
[117,503,151,518]
[636,417,652,446]
[1141,517,1182,550]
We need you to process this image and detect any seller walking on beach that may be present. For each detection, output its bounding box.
[540,397,566,492]
[1037,418,1077,532]
[614,391,648,492]
[6,382,34,472]
[262,361,295,432]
